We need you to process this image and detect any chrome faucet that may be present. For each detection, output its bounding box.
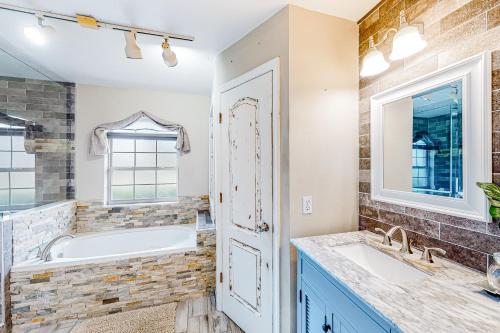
[376,226,413,254]
[420,246,446,263]
[40,234,75,261]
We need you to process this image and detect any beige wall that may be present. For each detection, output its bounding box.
[75,84,210,201]
[215,5,358,332]
[383,97,413,191]
[288,6,358,331]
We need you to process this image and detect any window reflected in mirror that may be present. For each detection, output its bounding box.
[383,79,463,199]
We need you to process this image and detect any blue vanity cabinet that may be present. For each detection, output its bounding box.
[297,250,403,333]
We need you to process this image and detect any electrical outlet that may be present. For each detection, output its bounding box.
[302,196,313,215]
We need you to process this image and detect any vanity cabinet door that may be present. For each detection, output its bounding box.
[301,283,332,333]
[329,309,357,333]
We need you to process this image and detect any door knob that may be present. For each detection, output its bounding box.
[257,222,270,232]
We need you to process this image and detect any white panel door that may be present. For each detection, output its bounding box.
[220,70,274,333]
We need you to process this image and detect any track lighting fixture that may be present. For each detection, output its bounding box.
[124,30,143,59]
[4,3,193,65]
[162,38,178,67]
[360,10,427,77]
[23,14,56,45]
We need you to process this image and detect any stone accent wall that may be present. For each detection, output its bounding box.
[7,201,76,265]
[75,196,209,233]
[358,0,500,272]
[0,76,75,205]
[9,229,216,333]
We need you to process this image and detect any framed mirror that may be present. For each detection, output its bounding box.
[371,52,491,222]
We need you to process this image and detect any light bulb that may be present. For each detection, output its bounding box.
[24,26,46,45]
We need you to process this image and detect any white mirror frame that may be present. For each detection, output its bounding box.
[371,52,492,222]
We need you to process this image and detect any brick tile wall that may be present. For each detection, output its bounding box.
[358,0,500,272]
[0,76,75,205]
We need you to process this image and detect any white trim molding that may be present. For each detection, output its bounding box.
[371,52,492,222]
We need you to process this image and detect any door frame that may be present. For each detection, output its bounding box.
[214,58,281,333]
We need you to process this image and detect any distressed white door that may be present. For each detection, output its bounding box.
[220,69,274,333]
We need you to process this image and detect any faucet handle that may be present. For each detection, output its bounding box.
[420,247,446,263]
[375,228,392,246]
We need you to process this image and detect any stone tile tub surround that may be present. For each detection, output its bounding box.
[75,195,209,232]
[358,0,500,272]
[9,223,215,332]
[4,201,77,266]
[292,231,500,333]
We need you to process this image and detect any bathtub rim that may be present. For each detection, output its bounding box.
[12,224,199,273]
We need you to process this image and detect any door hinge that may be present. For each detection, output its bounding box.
[219,272,223,283]
[219,112,222,124]
[299,289,302,303]
[219,192,223,203]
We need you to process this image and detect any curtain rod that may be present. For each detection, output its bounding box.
[0,2,195,42]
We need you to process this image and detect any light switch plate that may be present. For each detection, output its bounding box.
[302,196,313,215]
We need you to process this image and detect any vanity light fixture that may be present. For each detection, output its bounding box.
[23,13,56,45]
[360,10,426,77]
[389,11,427,60]
[360,36,390,77]
[161,38,178,67]
[124,30,143,59]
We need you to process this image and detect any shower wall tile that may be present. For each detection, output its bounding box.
[358,0,500,273]
[0,77,75,206]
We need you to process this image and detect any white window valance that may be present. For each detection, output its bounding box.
[89,111,191,156]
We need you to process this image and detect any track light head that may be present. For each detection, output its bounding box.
[24,14,56,45]
[37,15,56,34]
[162,38,178,67]
[124,30,143,59]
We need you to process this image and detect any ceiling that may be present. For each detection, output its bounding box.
[0,0,378,94]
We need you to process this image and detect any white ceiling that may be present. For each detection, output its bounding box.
[0,0,378,94]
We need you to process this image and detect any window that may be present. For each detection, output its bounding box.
[412,139,429,189]
[107,132,178,204]
[0,126,36,211]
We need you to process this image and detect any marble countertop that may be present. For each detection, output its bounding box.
[292,231,499,333]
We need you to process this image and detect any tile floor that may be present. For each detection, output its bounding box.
[20,295,243,333]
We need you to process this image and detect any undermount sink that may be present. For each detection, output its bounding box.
[333,243,428,284]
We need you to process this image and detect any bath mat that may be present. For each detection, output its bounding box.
[71,303,176,333]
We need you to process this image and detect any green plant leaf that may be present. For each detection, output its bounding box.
[476,182,500,203]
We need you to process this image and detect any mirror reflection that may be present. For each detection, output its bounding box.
[0,47,75,215]
[383,79,463,199]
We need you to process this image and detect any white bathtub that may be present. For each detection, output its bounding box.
[13,224,197,272]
